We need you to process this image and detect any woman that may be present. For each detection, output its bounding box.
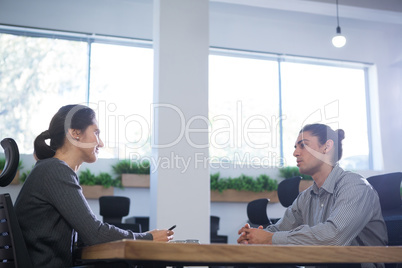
[237,124,387,251]
[15,104,174,268]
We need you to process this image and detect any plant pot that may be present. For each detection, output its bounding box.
[211,189,279,203]
[11,170,20,185]
[122,174,150,188]
[0,170,20,185]
[81,185,114,199]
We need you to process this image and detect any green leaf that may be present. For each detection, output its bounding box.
[279,166,313,180]
[78,169,123,189]
[210,173,278,193]
[112,160,151,180]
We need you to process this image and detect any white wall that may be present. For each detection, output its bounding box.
[1,0,401,244]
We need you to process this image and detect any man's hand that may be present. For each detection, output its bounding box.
[237,223,274,244]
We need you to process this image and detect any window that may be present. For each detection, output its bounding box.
[0,33,87,154]
[280,61,369,169]
[0,27,375,170]
[209,50,372,170]
[0,28,153,160]
[209,54,281,166]
[89,43,153,159]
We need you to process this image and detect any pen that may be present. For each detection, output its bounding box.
[168,225,176,231]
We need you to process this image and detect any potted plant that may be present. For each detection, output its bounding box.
[278,166,314,191]
[79,169,122,199]
[112,160,150,188]
[0,157,23,184]
[210,173,279,203]
[19,168,31,183]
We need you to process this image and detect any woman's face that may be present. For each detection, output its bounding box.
[77,119,104,163]
[293,131,327,176]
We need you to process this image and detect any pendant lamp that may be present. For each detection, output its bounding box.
[332,0,346,48]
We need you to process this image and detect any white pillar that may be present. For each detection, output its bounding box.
[151,0,210,243]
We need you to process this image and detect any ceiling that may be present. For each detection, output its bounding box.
[307,0,402,13]
[211,0,402,25]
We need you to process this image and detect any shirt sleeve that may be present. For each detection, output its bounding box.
[266,203,304,233]
[268,176,377,245]
[43,164,152,245]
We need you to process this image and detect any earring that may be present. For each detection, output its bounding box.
[75,137,79,141]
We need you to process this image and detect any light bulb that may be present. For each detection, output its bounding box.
[332,35,346,48]
[332,26,346,48]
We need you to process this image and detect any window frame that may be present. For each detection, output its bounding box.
[0,24,153,105]
[0,25,379,170]
[210,47,376,170]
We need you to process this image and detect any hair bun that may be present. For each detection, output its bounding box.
[41,130,51,139]
[34,130,55,159]
[336,129,345,141]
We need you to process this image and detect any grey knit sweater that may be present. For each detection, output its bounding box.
[15,158,151,267]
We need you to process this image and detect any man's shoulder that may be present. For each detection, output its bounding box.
[333,165,363,182]
[333,166,372,193]
[340,169,363,181]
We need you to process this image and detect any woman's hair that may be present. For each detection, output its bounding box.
[300,123,345,162]
[34,104,96,160]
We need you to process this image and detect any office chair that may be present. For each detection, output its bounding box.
[99,196,141,232]
[246,198,272,228]
[0,138,33,267]
[277,176,302,208]
[367,172,402,246]
[0,138,20,187]
[99,196,130,224]
[210,216,228,243]
[125,216,149,232]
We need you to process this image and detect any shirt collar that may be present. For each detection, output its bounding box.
[310,164,342,195]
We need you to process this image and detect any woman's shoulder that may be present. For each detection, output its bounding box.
[36,158,70,169]
[31,158,77,180]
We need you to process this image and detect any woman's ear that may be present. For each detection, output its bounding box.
[68,129,81,141]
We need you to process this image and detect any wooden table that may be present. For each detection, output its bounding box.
[79,239,402,267]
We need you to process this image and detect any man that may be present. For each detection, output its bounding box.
[237,124,388,268]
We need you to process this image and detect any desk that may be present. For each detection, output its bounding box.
[80,240,402,267]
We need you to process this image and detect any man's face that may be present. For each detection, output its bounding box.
[293,131,326,176]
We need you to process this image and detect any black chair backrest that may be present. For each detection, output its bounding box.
[210,216,220,236]
[112,222,142,233]
[367,172,402,211]
[0,138,19,187]
[210,215,228,244]
[247,198,271,226]
[0,194,33,268]
[132,217,149,232]
[0,138,32,267]
[277,176,302,208]
[99,196,130,224]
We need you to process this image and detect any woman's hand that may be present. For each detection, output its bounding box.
[237,223,273,244]
[148,229,174,242]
